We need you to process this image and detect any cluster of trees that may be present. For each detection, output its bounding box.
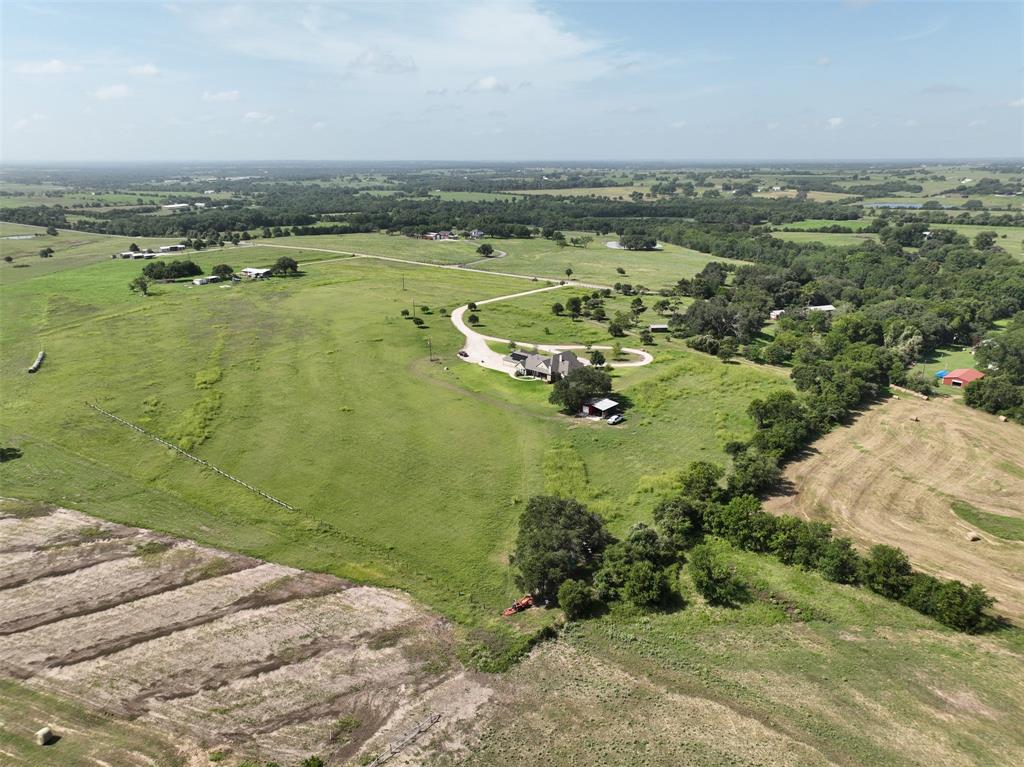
[964,313,1024,422]
[512,456,998,633]
[141,259,203,281]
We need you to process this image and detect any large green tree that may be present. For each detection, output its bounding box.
[549,366,613,415]
[511,495,611,601]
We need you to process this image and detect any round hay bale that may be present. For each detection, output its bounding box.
[966,531,982,542]
[35,726,55,745]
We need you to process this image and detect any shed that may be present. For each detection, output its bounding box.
[648,323,670,333]
[240,267,271,279]
[582,397,619,416]
[769,309,786,320]
[807,304,837,313]
[941,368,984,388]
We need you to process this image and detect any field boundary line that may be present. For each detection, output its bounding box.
[366,713,442,766]
[85,402,296,511]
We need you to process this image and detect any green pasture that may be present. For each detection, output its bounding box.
[777,218,874,231]
[932,223,1024,259]
[0,242,786,624]
[0,222,190,284]
[770,230,880,247]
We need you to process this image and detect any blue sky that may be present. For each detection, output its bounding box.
[1,0,1021,162]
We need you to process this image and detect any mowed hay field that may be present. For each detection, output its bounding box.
[0,501,494,766]
[764,396,1024,620]
[0,228,783,623]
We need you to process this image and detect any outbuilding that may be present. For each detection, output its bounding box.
[941,368,984,388]
[240,267,271,279]
[581,397,619,417]
[159,244,186,253]
[648,323,670,333]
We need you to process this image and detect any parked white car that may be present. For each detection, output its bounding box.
[607,414,624,425]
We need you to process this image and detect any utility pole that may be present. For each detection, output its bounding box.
[426,338,433,361]
[402,276,406,291]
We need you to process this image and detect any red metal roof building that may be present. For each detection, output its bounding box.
[941,368,985,387]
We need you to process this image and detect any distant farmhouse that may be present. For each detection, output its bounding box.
[240,267,271,279]
[469,229,485,239]
[505,349,585,382]
[159,244,186,253]
[938,368,985,388]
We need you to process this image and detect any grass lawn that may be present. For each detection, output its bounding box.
[475,289,688,348]
[913,345,980,396]
[0,242,786,626]
[770,230,880,247]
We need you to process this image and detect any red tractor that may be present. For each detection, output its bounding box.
[502,594,534,617]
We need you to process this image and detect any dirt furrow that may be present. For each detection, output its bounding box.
[0,543,260,635]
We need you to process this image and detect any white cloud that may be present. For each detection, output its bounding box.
[243,111,274,124]
[93,84,130,100]
[669,120,687,129]
[129,63,160,77]
[14,59,80,75]
[184,1,613,92]
[13,113,45,131]
[904,119,919,128]
[968,119,986,128]
[826,116,844,129]
[203,89,240,102]
[816,55,831,66]
[465,75,509,93]
[312,121,327,131]
[766,121,781,131]
[1009,98,1024,108]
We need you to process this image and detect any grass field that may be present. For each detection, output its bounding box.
[272,231,742,289]
[515,185,648,198]
[932,224,1024,260]
[470,539,1024,766]
[770,230,880,247]
[0,222,190,284]
[0,233,784,625]
[777,218,875,231]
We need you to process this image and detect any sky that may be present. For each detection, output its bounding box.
[1,0,1022,163]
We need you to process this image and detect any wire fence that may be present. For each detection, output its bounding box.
[86,402,296,511]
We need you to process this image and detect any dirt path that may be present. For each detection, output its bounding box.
[763,396,1024,620]
[450,290,654,376]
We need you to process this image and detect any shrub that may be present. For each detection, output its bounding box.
[861,544,913,600]
[622,560,667,607]
[557,578,594,619]
[688,544,747,606]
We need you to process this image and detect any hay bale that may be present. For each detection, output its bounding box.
[966,531,982,542]
[999,415,1008,423]
[35,726,55,745]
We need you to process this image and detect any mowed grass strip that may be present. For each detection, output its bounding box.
[952,501,1024,541]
